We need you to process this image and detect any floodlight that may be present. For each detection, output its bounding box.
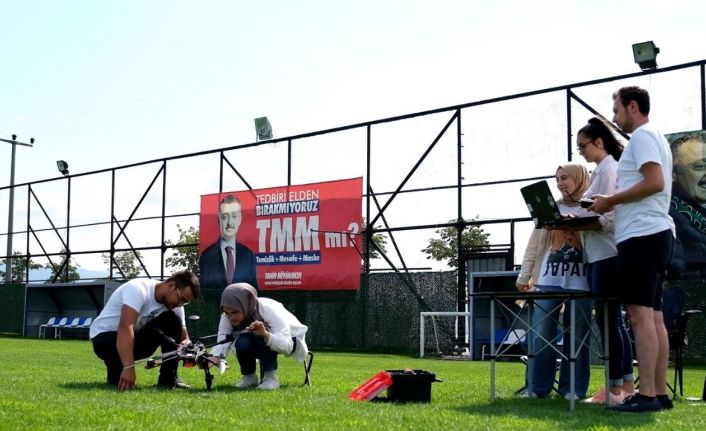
[56,160,69,176]
[254,116,273,141]
[632,41,659,70]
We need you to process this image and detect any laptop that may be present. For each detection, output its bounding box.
[520,180,600,229]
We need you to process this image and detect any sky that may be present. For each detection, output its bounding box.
[2,0,706,275]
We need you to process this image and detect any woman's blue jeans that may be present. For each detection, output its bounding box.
[528,289,593,398]
[587,257,634,387]
[234,333,278,375]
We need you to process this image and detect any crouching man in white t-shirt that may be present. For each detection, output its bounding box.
[90,270,200,391]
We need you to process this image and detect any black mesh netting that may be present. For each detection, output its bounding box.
[666,278,706,364]
[158,274,706,360]
[4,273,703,363]
[186,271,459,354]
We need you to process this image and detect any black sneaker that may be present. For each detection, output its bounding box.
[657,395,674,410]
[611,393,661,412]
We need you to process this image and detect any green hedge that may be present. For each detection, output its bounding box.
[0,284,24,335]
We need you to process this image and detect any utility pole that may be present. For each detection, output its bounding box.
[1,134,34,283]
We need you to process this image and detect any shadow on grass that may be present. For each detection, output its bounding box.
[192,381,306,393]
[456,398,657,427]
[58,379,309,393]
[57,382,228,394]
[58,381,117,391]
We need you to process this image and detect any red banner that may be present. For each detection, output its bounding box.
[199,177,363,290]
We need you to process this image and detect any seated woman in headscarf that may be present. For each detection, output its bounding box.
[209,283,309,390]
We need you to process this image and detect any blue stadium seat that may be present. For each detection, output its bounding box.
[56,317,79,339]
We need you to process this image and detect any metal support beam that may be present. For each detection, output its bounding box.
[369,111,458,227]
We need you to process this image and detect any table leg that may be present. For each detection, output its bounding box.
[527,300,534,398]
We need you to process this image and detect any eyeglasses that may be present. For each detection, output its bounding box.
[175,288,190,306]
[577,139,595,151]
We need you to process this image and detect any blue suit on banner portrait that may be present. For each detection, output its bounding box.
[200,194,259,291]
[199,241,259,291]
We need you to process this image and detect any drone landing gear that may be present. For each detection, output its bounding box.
[204,367,214,391]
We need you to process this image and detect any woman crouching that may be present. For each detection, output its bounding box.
[210,283,309,390]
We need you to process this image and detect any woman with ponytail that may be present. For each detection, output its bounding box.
[575,117,635,404]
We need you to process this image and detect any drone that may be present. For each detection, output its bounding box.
[142,329,248,391]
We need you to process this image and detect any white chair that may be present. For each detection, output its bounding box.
[52,317,69,339]
[38,317,58,338]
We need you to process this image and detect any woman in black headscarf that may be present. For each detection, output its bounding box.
[209,283,309,390]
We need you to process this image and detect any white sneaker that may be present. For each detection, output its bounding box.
[257,371,280,390]
[235,373,259,389]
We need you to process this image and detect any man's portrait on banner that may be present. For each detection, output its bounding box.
[199,194,259,291]
[666,130,706,274]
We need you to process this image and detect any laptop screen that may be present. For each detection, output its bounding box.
[520,181,562,227]
[520,180,600,229]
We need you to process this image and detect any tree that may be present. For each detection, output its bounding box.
[45,248,81,282]
[421,219,490,268]
[165,225,200,274]
[0,251,42,282]
[362,219,387,261]
[102,250,143,279]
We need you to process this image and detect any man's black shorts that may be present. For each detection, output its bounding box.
[617,229,674,310]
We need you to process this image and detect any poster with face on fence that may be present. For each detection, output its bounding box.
[199,177,363,290]
[665,130,706,273]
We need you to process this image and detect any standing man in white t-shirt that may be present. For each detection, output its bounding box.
[90,270,200,390]
[591,86,675,412]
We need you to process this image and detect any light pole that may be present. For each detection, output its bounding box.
[1,134,34,283]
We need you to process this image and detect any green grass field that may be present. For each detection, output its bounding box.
[1,337,705,430]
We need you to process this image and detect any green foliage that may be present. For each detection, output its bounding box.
[0,251,42,282]
[0,285,24,334]
[0,337,704,430]
[44,247,80,282]
[165,224,200,275]
[421,219,490,268]
[102,250,143,279]
[362,219,387,260]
